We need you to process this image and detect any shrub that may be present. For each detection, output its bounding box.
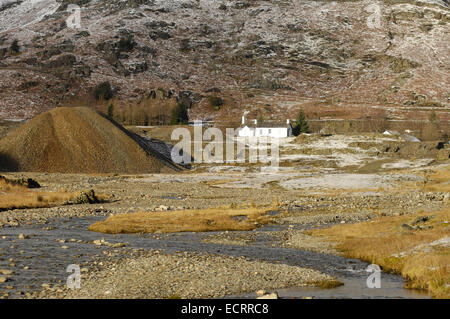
[170,102,189,125]
[10,39,20,54]
[292,109,310,136]
[118,36,135,52]
[93,81,113,100]
[208,96,224,110]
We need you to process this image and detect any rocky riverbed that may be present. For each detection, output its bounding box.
[35,249,333,299]
[0,133,448,299]
[0,216,430,299]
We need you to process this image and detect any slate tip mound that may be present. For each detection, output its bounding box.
[0,107,181,174]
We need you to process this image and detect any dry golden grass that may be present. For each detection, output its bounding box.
[89,207,275,234]
[422,168,450,193]
[0,179,105,210]
[398,166,450,193]
[309,208,450,298]
[0,189,71,210]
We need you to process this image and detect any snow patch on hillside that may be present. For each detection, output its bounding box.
[0,0,60,33]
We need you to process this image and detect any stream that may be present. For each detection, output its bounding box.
[0,216,428,299]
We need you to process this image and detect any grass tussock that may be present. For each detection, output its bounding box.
[309,208,450,298]
[422,168,450,193]
[399,166,450,194]
[0,179,105,210]
[89,207,275,234]
[0,189,70,210]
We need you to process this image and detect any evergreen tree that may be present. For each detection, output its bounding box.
[170,102,189,125]
[107,103,114,119]
[93,81,113,100]
[292,109,310,136]
[208,96,224,110]
[10,39,20,54]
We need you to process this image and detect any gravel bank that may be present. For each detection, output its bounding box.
[0,206,112,227]
[35,250,334,299]
[280,231,340,255]
[0,189,446,228]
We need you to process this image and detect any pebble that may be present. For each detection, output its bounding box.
[93,240,102,246]
[257,292,278,299]
[256,290,266,296]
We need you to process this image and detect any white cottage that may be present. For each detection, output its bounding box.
[237,116,293,138]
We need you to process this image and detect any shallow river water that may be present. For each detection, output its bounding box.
[0,217,428,299]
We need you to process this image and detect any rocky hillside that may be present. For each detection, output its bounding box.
[0,0,448,123]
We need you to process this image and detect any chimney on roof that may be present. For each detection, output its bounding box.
[287,119,290,125]
[254,119,258,125]
[242,115,245,125]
